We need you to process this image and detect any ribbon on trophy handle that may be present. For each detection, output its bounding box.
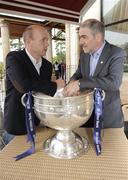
[14,91,36,161]
[93,88,104,155]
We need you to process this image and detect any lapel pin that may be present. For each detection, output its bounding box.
[100,61,103,64]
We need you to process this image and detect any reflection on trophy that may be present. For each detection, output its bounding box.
[32,89,94,159]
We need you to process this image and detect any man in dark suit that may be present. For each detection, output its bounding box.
[3,25,65,138]
[64,19,126,128]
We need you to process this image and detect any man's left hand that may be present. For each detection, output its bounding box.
[64,80,80,96]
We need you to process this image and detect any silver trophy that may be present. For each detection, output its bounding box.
[32,90,94,159]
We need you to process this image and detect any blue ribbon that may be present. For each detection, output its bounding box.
[93,88,103,155]
[14,92,35,161]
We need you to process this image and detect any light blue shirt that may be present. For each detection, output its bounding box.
[89,41,105,76]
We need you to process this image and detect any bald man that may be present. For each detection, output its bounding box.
[4,25,65,136]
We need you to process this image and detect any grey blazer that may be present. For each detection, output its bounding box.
[71,41,127,128]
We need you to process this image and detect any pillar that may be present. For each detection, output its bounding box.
[0,20,10,94]
[0,20,10,68]
[46,28,53,62]
[65,23,71,82]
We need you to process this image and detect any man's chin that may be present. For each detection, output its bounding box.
[42,52,46,57]
[83,48,89,53]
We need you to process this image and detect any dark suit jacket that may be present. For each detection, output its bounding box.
[4,49,57,135]
[71,41,127,128]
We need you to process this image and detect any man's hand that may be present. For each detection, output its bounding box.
[64,80,80,96]
[54,78,66,90]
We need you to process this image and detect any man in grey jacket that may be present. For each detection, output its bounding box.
[64,19,126,128]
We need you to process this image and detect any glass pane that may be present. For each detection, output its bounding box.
[103,0,128,24]
[105,22,128,63]
[105,22,128,46]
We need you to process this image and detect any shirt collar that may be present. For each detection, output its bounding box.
[90,41,106,57]
[25,48,42,65]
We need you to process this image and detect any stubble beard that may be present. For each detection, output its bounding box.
[83,47,90,54]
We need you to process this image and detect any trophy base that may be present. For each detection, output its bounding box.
[43,130,89,159]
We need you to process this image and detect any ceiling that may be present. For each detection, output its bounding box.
[0,15,66,38]
[0,0,91,38]
[0,0,90,23]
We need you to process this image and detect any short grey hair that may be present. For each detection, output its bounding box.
[22,25,34,43]
[22,24,45,43]
[79,19,105,38]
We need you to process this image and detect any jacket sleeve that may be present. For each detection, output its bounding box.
[69,62,82,82]
[6,52,57,96]
[79,49,126,91]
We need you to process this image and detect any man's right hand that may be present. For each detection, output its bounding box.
[64,80,80,96]
[54,78,66,90]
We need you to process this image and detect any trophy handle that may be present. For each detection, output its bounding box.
[21,93,27,107]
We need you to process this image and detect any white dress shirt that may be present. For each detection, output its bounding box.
[25,49,42,75]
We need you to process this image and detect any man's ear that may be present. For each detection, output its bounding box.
[25,37,32,45]
[27,38,31,44]
[96,33,102,42]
